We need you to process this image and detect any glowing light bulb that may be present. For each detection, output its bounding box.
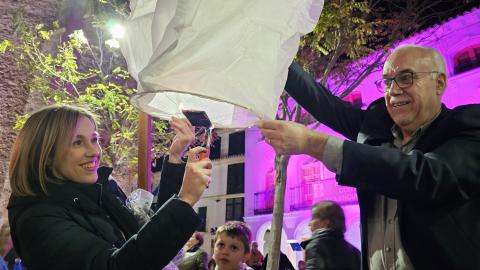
[110,24,125,39]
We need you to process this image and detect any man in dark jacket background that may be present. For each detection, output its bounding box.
[301,201,360,270]
[257,45,480,269]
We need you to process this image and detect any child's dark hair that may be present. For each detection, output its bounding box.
[215,221,252,253]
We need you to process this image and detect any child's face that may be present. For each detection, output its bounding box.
[213,232,250,270]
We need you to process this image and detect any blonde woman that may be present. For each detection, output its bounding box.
[7,105,212,270]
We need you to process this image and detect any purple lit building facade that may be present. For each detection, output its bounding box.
[243,8,480,264]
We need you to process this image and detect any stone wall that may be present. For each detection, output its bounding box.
[0,0,58,227]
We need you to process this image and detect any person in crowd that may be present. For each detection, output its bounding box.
[0,255,6,270]
[262,252,295,270]
[207,258,216,270]
[297,260,306,270]
[7,105,212,270]
[300,201,360,270]
[212,221,253,270]
[163,248,186,270]
[0,225,9,270]
[245,241,263,270]
[257,44,480,269]
[178,232,209,270]
[0,225,20,270]
[3,247,19,270]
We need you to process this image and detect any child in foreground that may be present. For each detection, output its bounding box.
[212,221,253,270]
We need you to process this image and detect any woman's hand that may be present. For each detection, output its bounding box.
[168,117,195,164]
[178,147,213,206]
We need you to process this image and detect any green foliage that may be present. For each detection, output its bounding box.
[14,114,30,131]
[299,0,374,81]
[0,40,13,54]
[151,119,173,154]
[277,0,377,122]
[303,1,371,56]
[1,17,141,179]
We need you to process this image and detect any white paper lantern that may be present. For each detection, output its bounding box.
[120,0,324,128]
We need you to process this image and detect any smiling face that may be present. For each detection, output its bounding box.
[383,46,446,138]
[213,232,250,270]
[53,116,101,184]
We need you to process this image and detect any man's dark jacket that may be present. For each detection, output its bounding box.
[301,228,360,270]
[8,164,199,270]
[285,62,480,270]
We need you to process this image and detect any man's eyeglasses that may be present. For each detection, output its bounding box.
[375,71,439,93]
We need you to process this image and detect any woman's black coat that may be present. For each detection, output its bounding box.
[8,163,198,270]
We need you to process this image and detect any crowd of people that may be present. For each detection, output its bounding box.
[1,43,479,270]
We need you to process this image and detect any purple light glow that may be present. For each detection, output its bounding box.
[244,8,480,259]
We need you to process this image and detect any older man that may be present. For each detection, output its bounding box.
[257,45,480,269]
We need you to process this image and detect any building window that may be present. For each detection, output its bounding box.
[226,198,244,221]
[454,46,480,74]
[197,206,207,232]
[227,163,244,194]
[228,131,245,155]
[210,136,221,159]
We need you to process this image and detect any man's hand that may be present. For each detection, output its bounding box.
[256,119,329,160]
[178,147,213,206]
[168,117,195,164]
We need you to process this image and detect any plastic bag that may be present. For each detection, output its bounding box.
[125,189,154,225]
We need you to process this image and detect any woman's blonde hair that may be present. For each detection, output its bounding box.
[9,104,97,197]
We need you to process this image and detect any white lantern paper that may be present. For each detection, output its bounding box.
[120,0,324,128]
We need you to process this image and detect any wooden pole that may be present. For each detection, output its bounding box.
[138,112,152,191]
